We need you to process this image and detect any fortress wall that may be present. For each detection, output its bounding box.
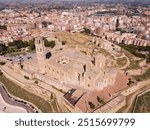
[0,66,25,87]
[34,73,70,92]
[94,95,126,113]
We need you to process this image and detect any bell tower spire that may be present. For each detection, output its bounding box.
[35,37,46,74]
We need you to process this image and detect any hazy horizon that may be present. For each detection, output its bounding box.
[0,0,144,1]
[0,0,149,4]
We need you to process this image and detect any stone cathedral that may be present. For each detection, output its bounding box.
[35,37,116,91]
[13,37,118,91]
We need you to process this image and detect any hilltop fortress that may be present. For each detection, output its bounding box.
[9,37,129,112]
[14,37,118,91]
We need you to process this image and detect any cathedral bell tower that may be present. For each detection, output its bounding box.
[35,37,46,74]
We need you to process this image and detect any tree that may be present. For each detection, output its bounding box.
[97,96,105,105]
[0,44,7,51]
[119,44,147,58]
[27,39,35,51]
[0,25,7,30]
[81,28,91,35]
[0,44,7,55]
[62,41,66,45]
[42,21,52,28]
[8,40,28,49]
[146,55,150,63]
[88,101,95,109]
[7,48,16,53]
[44,39,56,48]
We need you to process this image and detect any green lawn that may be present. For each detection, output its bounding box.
[0,75,59,113]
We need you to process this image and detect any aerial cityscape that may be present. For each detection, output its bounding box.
[0,0,150,113]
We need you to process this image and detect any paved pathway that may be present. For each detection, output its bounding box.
[0,64,63,109]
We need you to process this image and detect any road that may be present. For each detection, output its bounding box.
[0,82,37,113]
[1,64,63,107]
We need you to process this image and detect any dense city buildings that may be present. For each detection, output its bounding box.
[0,0,150,113]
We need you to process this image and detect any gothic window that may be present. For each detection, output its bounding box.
[83,65,86,72]
[78,74,80,81]
[82,73,84,78]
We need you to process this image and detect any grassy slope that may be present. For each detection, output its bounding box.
[0,75,58,113]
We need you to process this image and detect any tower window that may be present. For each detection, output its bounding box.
[83,65,86,72]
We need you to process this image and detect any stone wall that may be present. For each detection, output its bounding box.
[94,94,126,113]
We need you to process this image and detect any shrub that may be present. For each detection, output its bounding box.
[0,61,6,65]
[81,28,91,35]
[62,41,66,45]
[24,75,29,80]
[97,96,105,105]
[50,94,54,100]
[35,80,38,84]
